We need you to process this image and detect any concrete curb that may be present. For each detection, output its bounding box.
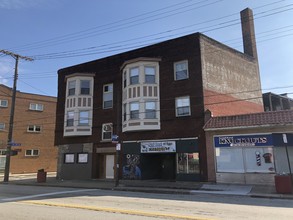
[1,175,293,200]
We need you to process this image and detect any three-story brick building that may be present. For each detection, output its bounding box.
[55,8,264,181]
[0,84,57,174]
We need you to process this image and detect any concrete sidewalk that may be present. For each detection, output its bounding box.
[1,173,293,199]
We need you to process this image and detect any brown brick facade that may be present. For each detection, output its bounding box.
[0,85,57,174]
[55,32,263,181]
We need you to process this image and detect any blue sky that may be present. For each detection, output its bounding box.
[0,0,293,98]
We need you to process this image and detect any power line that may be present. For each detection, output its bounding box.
[29,4,293,60]
[5,0,285,54]
[3,83,293,127]
[7,0,219,52]
[0,50,33,183]
[7,91,293,132]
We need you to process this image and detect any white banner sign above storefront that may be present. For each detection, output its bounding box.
[141,141,176,153]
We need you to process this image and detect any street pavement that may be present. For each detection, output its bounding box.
[1,172,293,200]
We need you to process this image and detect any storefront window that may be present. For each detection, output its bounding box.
[216,148,245,173]
[177,153,199,174]
[216,147,275,173]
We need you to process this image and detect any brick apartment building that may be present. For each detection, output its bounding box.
[55,8,264,181]
[0,84,57,174]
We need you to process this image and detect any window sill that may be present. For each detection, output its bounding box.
[100,140,112,143]
[176,115,191,117]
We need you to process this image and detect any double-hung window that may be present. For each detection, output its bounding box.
[176,96,191,116]
[66,111,74,126]
[79,111,89,126]
[145,66,156,83]
[103,84,113,109]
[0,123,5,130]
[0,100,8,107]
[130,102,139,119]
[130,67,139,85]
[68,80,76,96]
[80,80,90,95]
[174,60,189,80]
[145,101,156,119]
[29,103,44,111]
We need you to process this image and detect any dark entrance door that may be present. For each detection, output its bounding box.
[161,154,175,180]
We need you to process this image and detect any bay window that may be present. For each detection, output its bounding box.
[145,66,156,83]
[66,111,74,127]
[68,80,76,96]
[145,101,156,119]
[130,102,139,119]
[80,80,90,95]
[130,67,139,85]
[79,110,89,126]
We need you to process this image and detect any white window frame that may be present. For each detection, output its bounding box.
[79,110,90,126]
[0,123,5,130]
[29,103,44,111]
[123,103,127,122]
[102,123,113,141]
[103,83,113,109]
[68,80,76,96]
[175,96,191,117]
[0,149,6,155]
[174,60,189,81]
[66,111,74,127]
[0,100,8,107]
[144,66,156,84]
[27,125,41,132]
[130,67,139,85]
[80,80,91,95]
[123,71,127,88]
[145,101,156,119]
[130,102,140,119]
[25,149,39,157]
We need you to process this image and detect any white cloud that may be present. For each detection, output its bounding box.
[0,76,8,85]
[0,57,14,85]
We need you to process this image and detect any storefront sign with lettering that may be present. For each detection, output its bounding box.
[141,141,176,153]
[214,134,273,147]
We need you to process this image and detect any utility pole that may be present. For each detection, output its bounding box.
[0,50,33,182]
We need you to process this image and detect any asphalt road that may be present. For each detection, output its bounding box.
[0,184,293,220]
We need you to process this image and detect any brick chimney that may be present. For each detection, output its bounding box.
[241,8,258,59]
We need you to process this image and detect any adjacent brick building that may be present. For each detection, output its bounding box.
[55,8,264,181]
[0,84,57,174]
[204,110,293,185]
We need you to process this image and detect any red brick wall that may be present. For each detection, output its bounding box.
[204,89,264,116]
